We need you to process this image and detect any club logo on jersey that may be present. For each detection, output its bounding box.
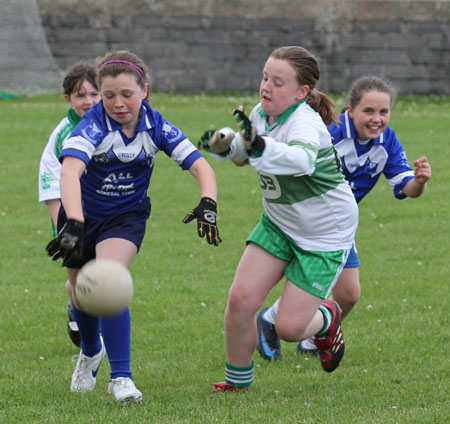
[366,159,378,175]
[142,153,154,168]
[103,172,133,183]
[93,153,111,163]
[399,151,409,166]
[162,122,183,143]
[97,172,136,197]
[81,122,103,143]
[100,182,134,191]
[40,172,54,189]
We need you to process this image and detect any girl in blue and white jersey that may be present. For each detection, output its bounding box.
[324,75,431,322]
[46,50,221,405]
[39,62,101,348]
[260,76,431,359]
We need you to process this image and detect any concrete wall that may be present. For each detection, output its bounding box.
[37,0,450,94]
[0,0,63,93]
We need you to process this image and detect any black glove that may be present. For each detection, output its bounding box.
[46,218,84,266]
[233,105,265,157]
[182,197,222,246]
[197,130,233,156]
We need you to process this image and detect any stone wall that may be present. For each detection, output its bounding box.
[37,0,450,94]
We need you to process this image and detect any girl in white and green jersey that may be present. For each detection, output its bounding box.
[199,46,358,391]
[38,62,100,347]
[39,63,100,234]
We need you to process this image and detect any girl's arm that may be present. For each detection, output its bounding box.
[402,156,431,198]
[46,199,62,227]
[182,156,221,246]
[187,157,217,201]
[60,156,86,221]
[45,156,86,262]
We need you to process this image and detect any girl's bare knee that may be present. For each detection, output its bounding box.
[275,320,307,342]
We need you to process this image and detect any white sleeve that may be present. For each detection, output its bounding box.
[208,127,249,162]
[248,137,317,176]
[38,137,62,203]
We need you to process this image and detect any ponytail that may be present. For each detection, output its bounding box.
[307,89,338,125]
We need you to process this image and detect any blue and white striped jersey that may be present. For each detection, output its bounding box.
[60,100,201,220]
[329,110,414,203]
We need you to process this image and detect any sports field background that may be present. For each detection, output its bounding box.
[2,0,449,95]
[0,94,448,423]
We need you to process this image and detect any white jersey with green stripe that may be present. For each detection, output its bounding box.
[248,101,358,251]
[39,108,80,203]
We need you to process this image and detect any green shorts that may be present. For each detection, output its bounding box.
[247,213,349,299]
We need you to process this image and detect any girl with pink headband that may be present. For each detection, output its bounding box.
[46,50,221,405]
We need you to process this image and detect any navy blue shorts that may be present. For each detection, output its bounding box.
[344,243,360,268]
[57,198,151,269]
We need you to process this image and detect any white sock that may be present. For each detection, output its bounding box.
[262,298,280,325]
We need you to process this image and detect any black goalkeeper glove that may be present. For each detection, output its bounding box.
[46,218,84,266]
[182,197,222,246]
[197,130,234,156]
[233,105,265,157]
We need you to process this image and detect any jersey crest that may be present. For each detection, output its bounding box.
[81,121,103,143]
[161,122,183,143]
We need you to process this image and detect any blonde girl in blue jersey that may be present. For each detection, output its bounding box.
[39,62,101,347]
[46,50,221,404]
[199,46,358,391]
[259,76,432,359]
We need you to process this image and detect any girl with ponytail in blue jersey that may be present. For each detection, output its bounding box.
[46,50,221,405]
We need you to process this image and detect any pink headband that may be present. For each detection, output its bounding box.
[100,60,145,77]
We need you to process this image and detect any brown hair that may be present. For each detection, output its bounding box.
[96,50,150,100]
[270,46,337,125]
[62,62,98,96]
[347,75,397,111]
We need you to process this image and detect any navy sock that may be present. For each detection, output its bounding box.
[72,303,102,357]
[100,307,132,380]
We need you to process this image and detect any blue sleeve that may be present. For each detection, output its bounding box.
[328,120,344,145]
[181,150,203,170]
[382,128,414,199]
[150,110,201,170]
[59,106,106,165]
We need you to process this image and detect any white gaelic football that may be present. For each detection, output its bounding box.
[76,259,134,316]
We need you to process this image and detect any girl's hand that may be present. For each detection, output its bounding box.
[233,106,265,157]
[413,156,431,185]
[46,218,84,266]
[182,197,222,246]
[198,130,233,155]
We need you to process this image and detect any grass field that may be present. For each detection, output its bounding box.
[0,93,449,423]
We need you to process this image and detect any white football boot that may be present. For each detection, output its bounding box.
[108,377,142,405]
[70,337,106,392]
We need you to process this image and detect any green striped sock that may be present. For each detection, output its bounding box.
[225,360,254,388]
[315,304,332,337]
